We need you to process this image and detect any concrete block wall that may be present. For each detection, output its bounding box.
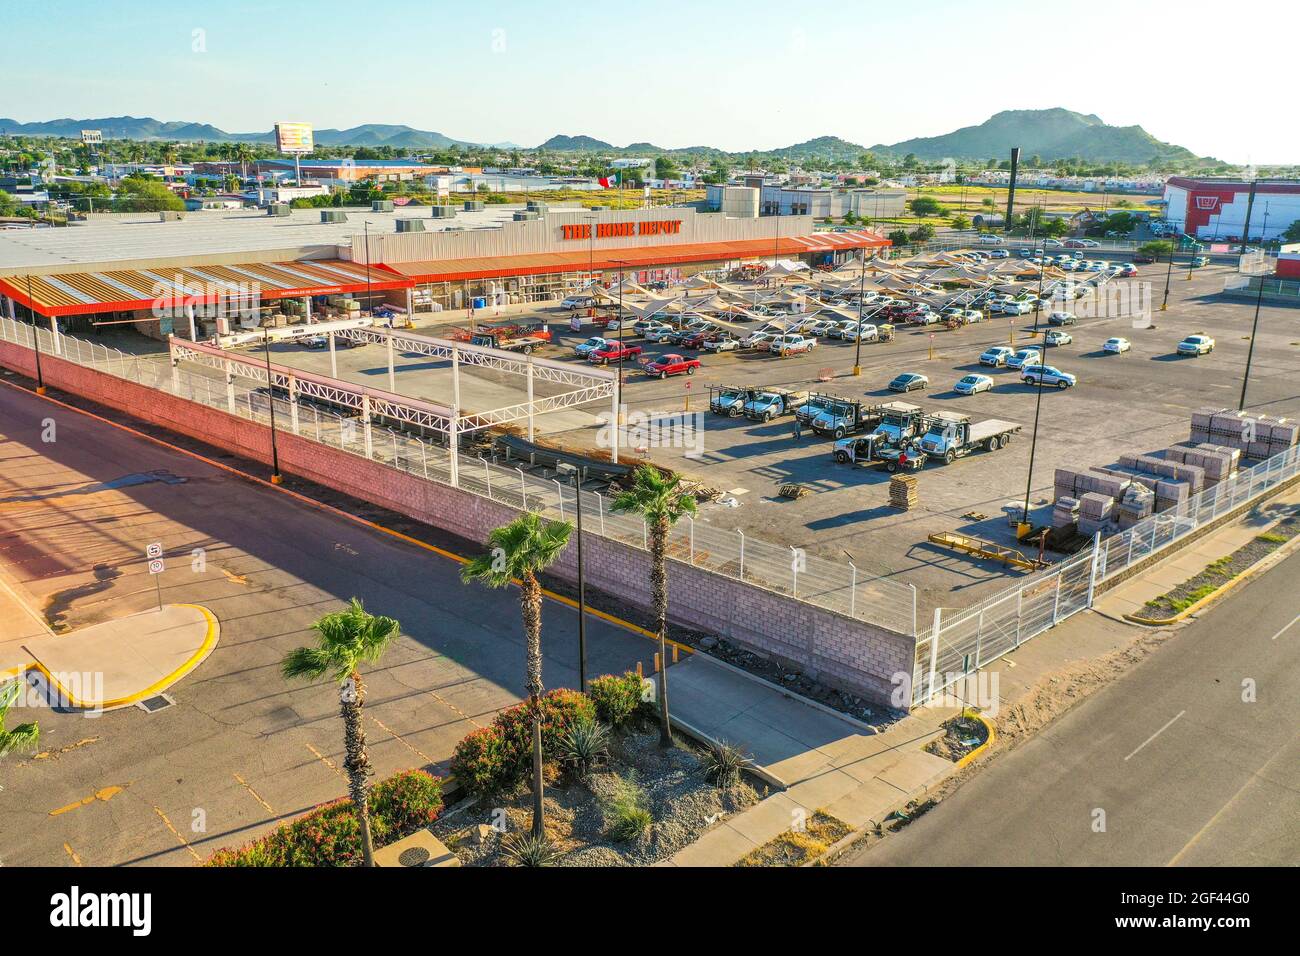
[0,338,914,705]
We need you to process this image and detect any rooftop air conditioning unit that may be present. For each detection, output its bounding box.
[463,200,484,212]
[396,219,426,233]
[159,210,184,222]
[372,199,395,212]
[321,210,348,223]
[428,205,456,219]
[268,204,291,217]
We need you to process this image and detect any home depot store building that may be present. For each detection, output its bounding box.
[349,207,890,311]
[1164,176,1300,242]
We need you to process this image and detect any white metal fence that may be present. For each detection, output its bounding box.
[912,441,1300,706]
[0,316,918,636]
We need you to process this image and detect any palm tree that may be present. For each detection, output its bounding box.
[0,679,39,759]
[281,598,400,867]
[461,512,573,840]
[235,143,254,183]
[611,465,697,747]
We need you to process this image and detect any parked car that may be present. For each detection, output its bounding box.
[989,249,1010,259]
[1044,329,1073,346]
[1048,311,1077,326]
[843,323,880,342]
[961,310,984,324]
[888,372,928,392]
[954,373,994,395]
[1021,364,1077,388]
[744,331,777,350]
[681,328,720,349]
[771,334,817,356]
[1176,334,1215,356]
[643,353,700,379]
[1102,336,1131,354]
[562,295,597,310]
[1006,348,1042,370]
[1118,263,1138,276]
[977,234,1003,244]
[588,341,642,364]
[701,333,741,352]
[1192,256,1211,267]
[573,336,609,358]
[980,345,1015,367]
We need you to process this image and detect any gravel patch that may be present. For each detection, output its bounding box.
[432,718,762,867]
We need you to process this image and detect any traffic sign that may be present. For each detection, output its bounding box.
[148,558,164,575]
[146,542,162,559]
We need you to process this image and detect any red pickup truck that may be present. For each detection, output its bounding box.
[588,341,642,365]
[643,352,700,379]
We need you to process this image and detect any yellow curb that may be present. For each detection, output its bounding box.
[954,711,997,770]
[21,604,220,710]
[0,377,683,656]
[1123,531,1300,627]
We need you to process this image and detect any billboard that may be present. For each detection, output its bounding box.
[80,129,103,145]
[274,122,314,155]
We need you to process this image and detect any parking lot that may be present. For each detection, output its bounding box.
[89,254,1300,613]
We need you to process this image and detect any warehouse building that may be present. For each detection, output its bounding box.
[0,203,888,335]
[1163,176,1300,241]
[705,182,905,218]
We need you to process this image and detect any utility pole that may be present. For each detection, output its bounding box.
[25,274,46,395]
[1018,248,1051,540]
[1239,205,1270,411]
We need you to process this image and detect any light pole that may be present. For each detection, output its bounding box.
[1239,206,1270,412]
[1017,248,1051,540]
[263,329,283,484]
[1160,219,1179,311]
[25,274,46,395]
[363,220,374,316]
[556,461,588,692]
[854,249,867,375]
[612,259,629,424]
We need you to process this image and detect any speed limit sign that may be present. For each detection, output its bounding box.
[148,558,165,575]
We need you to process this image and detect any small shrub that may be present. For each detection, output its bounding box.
[588,671,644,726]
[557,717,610,777]
[501,832,560,867]
[702,739,749,790]
[604,775,652,842]
[205,769,442,867]
[450,689,596,797]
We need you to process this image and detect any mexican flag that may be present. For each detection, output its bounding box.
[598,173,618,189]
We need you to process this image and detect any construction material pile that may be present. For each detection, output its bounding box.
[1191,408,1300,459]
[889,474,918,510]
[1077,492,1114,536]
[1052,496,1080,528]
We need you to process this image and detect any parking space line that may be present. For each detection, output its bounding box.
[306,742,344,778]
[232,772,274,814]
[369,715,434,764]
[62,842,83,866]
[152,805,202,863]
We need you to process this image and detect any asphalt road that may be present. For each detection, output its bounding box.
[0,382,653,866]
[843,549,1300,866]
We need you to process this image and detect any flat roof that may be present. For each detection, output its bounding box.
[384,230,889,284]
[1,258,409,317]
[0,203,536,275]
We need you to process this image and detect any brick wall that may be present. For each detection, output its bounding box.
[0,338,915,704]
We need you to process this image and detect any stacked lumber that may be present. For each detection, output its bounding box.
[889,474,919,510]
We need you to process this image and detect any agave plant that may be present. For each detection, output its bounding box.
[557,717,611,778]
[501,832,560,867]
[701,739,749,790]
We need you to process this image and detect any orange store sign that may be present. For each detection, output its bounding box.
[561,220,682,240]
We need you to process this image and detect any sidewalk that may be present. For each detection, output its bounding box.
[662,655,957,866]
[1096,484,1300,620]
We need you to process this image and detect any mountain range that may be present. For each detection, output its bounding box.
[0,109,1211,164]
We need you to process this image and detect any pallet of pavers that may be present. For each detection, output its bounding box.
[1192,408,1300,460]
[1117,453,1206,494]
[1052,496,1081,528]
[1077,492,1116,536]
[1117,484,1155,529]
[1164,443,1238,484]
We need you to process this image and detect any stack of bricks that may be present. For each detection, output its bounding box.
[1116,483,1155,529]
[1163,443,1239,485]
[889,474,918,510]
[1052,496,1080,529]
[1077,492,1116,536]
[1191,407,1300,460]
[1117,453,1205,494]
[1054,468,1132,502]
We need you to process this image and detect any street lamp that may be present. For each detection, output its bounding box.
[611,258,629,424]
[363,220,374,316]
[556,461,588,692]
[25,274,46,395]
[1017,248,1051,540]
[1239,206,1271,412]
[263,328,283,485]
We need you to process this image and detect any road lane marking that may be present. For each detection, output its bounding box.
[62,843,83,866]
[233,772,274,814]
[1268,614,1299,641]
[1124,710,1186,762]
[152,805,202,863]
[49,784,125,816]
[29,736,100,762]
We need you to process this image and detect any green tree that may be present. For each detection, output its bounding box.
[948,212,971,230]
[610,466,698,747]
[655,155,679,180]
[1139,240,1175,261]
[1283,221,1300,244]
[908,223,936,243]
[281,597,401,867]
[461,512,573,839]
[908,196,945,218]
[887,228,911,247]
[112,176,185,212]
[0,680,38,759]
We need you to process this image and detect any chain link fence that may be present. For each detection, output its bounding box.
[1,316,918,636]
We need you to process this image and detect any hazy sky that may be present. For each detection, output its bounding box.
[7,0,1294,163]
